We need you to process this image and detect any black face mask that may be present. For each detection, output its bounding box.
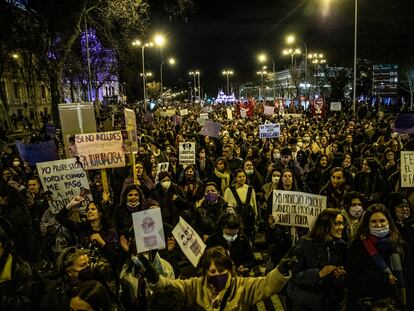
[77,266,94,281]
[207,273,229,292]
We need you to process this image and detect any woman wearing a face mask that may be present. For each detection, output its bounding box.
[149,171,189,227]
[140,245,295,310]
[342,191,365,240]
[346,204,410,311]
[241,159,263,196]
[192,182,231,242]
[206,213,254,276]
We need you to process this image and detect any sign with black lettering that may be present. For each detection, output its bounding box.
[401,151,414,188]
[259,123,280,138]
[37,159,93,214]
[272,190,327,229]
[179,142,196,165]
[75,131,125,169]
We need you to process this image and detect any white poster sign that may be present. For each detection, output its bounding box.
[330,102,342,111]
[132,208,165,253]
[272,190,327,229]
[172,217,206,267]
[259,123,280,139]
[155,162,170,184]
[240,108,247,119]
[401,151,414,187]
[124,108,138,153]
[226,108,233,120]
[180,109,189,116]
[264,105,274,116]
[37,158,93,214]
[179,142,196,165]
[75,131,125,169]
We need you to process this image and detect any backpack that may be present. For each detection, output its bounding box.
[229,186,255,230]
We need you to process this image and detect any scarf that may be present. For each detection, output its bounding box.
[214,169,230,192]
[363,234,406,306]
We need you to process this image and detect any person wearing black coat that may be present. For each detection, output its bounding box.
[287,208,347,311]
[149,171,190,227]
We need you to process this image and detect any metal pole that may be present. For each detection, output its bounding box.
[271,59,276,99]
[352,0,358,116]
[409,80,413,110]
[192,74,196,103]
[302,41,308,94]
[226,74,230,95]
[197,72,201,102]
[160,60,165,104]
[141,45,148,112]
[84,17,92,102]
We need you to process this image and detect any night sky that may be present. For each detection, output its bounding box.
[147,0,414,96]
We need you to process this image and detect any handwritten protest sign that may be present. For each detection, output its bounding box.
[132,208,165,253]
[259,123,280,138]
[401,151,414,187]
[180,109,189,116]
[272,190,327,229]
[263,105,274,116]
[172,217,206,267]
[179,142,196,165]
[75,131,125,170]
[16,140,59,166]
[124,108,138,153]
[330,102,342,111]
[37,158,93,214]
[200,120,221,138]
[226,108,233,120]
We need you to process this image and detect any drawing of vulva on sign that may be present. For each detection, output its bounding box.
[75,131,125,169]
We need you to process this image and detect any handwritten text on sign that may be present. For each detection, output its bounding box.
[272,190,327,229]
[259,123,280,138]
[36,159,93,214]
[401,151,414,187]
[75,131,125,169]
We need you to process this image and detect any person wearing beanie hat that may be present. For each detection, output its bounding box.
[142,198,160,210]
[274,147,304,190]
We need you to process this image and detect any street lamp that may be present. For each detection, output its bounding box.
[286,35,308,92]
[160,57,175,103]
[132,34,166,111]
[258,53,276,98]
[189,71,201,103]
[222,70,234,95]
[282,48,301,68]
[256,70,267,99]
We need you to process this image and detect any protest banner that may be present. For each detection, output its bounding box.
[284,113,302,119]
[75,131,125,170]
[179,142,196,165]
[200,120,221,138]
[272,190,327,229]
[259,123,280,139]
[172,217,206,267]
[124,108,138,153]
[401,151,414,187]
[16,140,59,166]
[37,158,93,214]
[180,109,189,116]
[226,108,233,120]
[263,105,274,116]
[330,102,342,111]
[132,208,165,253]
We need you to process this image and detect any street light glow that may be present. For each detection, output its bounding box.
[154,34,166,47]
[258,53,267,63]
[12,53,19,59]
[168,58,176,65]
[286,35,295,44]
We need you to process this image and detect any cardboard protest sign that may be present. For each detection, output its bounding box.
[401,151,414,187]
[132,208,165,253]
[172,217,206,267]
[200,120,221,138]
[263,105,274,116]
[75,131,125,170]
[330,102,342,111]
[226,108,233,120]
[180,109,189,116]
[179,142,196,165]
[259,123,280,139]
[272,190,327,229]
[124,108,138,153]
[36,158,93,214]
[16,140,59,166]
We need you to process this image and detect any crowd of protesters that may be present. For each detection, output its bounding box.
[0,100,413,311]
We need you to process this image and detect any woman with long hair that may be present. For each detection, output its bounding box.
[346,204,411,311]
[209,157,231,194]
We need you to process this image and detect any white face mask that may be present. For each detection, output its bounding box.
[223,233,237,243]
[273,153,280,159]
[369,225,390,238]
[13,161,20,167]
[245,169,254,175]
[272,176,280,184]
[349,205,363,218]
[161,180,171,190]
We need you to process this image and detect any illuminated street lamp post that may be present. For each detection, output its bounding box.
[222,70,234,95]
[286,35,308,92]
[160,57,175,103]
[258,53,276,98]
[189,71,200,103]
[256,69,267,99]
[282,48,301,69]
